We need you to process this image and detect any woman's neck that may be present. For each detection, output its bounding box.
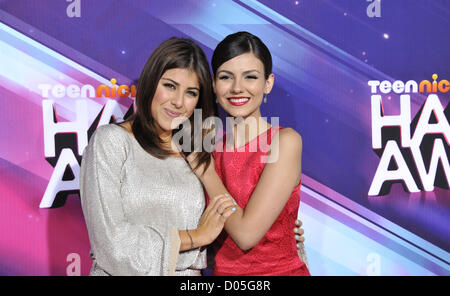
[229,115,271,149]
[156,126,182,157]
[121,120,181,157]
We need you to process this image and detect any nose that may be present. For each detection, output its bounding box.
[231,78,243,94]
[170,92,184,109]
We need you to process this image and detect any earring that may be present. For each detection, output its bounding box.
[263,93,268,103]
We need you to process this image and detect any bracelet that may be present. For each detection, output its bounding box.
[186,229,194,249]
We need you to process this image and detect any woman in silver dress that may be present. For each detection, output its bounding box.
[80,38,237,276]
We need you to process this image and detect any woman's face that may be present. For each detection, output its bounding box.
[213,52,274,119]
[151,68,200,134]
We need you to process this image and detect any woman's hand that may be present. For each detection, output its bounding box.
[191,194,236,247]
[294,219,305,246]
[294,219,309,267]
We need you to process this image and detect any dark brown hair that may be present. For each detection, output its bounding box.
[211,31,272,79]
[128,37,216,170]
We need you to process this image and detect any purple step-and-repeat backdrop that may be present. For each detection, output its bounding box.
[0,0,448,276]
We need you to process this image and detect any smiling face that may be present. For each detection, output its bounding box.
[213,52,274,119]
[151,68,200,135]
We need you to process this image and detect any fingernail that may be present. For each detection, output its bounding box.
[297,243,301,248]
[294,228,299,233]
[295,235,300,240]
[232,207,236,211]
[225,193,229,197]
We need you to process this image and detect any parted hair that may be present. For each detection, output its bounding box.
[128,37,217,170]
[211,31,272,79]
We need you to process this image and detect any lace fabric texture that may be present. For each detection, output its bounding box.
[211,127,310,276]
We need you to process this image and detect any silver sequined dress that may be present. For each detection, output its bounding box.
[80,124,206,276]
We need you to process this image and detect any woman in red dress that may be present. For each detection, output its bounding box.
[189,32,310,276]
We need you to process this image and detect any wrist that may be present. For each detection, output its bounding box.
[185,229,195,249]
[190,228,210,247]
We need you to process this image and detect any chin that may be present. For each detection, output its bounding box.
[225,108,253,119]
[230,112,249,119]
[155,119,173,132]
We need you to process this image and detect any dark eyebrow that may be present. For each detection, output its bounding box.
[243,69,261,75]
[217,70,234,76]
[217,69,261,75]
[161,77,179,86]
[162,77,199,91]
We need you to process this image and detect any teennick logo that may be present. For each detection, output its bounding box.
[368,74,450,95]
[38,79,137,99]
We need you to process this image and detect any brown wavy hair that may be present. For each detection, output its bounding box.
[127,37,217,171]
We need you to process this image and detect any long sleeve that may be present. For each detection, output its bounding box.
[79,126,181,276]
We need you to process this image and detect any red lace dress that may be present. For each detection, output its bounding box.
[209,126,310,276]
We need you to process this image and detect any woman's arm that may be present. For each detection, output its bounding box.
[178,194,236,251]
[111,122,236,254]
[81,126,189,275]
[199,128,302,250]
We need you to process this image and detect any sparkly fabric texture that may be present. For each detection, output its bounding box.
[211,127,310,276]
[80,124,206,276]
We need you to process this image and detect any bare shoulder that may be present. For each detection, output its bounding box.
[278,127,302,151]
[267,127,302,164]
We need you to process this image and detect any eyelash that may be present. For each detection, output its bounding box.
[164,83,197,97]
[164,83,175,89]
[218,75,258,80]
